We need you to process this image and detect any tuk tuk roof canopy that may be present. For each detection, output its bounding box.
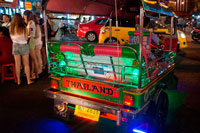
[142,0,174,16]
[43,0,174,17]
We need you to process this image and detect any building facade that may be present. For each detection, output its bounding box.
[163,0,198,16]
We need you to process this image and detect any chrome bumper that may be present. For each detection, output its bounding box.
[44,89,146,126]
[44,89,121,115]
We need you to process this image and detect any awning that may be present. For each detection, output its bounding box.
[142,0,174,16]
[43,0,174,17]
[43,0,141,16]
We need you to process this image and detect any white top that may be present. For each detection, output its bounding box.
[27,20,36,38]
[35,25,42,45]
[50,20,60,40]
[2,22,10,28]
[10,33,27,44]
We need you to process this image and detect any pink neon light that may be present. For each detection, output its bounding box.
[60,44,81,54]
[94,46,122,57]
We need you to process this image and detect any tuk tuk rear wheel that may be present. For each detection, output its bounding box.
[154,91,168,132]
[146,91,168,133]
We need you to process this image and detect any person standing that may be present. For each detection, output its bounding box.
[47,13,61,41]
[9,13,33,85]
[81,17,87,23]
[2,14,10,28]
[23,10,39,79]
[33,14,43,74]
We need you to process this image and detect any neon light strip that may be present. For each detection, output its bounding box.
[133,129,146,133]
[144,0,157,4]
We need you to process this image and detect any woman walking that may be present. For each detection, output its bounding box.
[23,10,39,79]
[9,13,33,85]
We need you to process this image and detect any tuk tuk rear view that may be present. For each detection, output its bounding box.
[43,0,178,132]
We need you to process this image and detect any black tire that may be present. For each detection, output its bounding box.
[155,91,168,133]
[192,34,200,42]
[86,32,97,42]
[146,91,168,133]
[104,38,119,44]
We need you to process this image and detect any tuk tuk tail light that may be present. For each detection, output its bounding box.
[123,94,134,106]
[51,80,59,89]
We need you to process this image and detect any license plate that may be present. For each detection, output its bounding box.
[74,105,100,121]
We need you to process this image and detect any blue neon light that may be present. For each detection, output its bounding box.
[133,129,146,133]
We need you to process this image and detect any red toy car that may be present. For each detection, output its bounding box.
[77,17,108,42]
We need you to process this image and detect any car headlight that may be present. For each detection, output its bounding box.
[177,32,186,38]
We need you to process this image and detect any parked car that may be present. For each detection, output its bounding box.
[77,17,108,42]
[99,18,136,44]
[99,18,187,49]
[153,22,187,49]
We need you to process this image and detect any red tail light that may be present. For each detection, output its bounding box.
[123,94,134,106]
[51,80,59,89]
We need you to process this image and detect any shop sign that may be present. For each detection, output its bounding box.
[25,1,32,10]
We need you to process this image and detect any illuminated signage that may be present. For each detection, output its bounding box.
[3,0,14,2]
[25,1,32,10]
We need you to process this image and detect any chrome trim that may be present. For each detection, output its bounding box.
[45,89,121,115]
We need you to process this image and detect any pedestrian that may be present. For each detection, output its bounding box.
[2,14,10,28]
[73,17,80,34]
[0,26,10,38]
[23,10,39,79]
[47,13,61,41]
[9,13,33,85]
[33,14,43,74]
[36,12,47,70]
[178,17,184,31]
[82,17,87,23]
[0,27,13,65]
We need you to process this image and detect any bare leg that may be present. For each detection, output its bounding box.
[14,55,21,85]
[22,54,31,84]
[29,48,39,78]
[35,45,42,74]
[41,46,47,69]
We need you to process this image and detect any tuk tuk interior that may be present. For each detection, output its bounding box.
[43,0,177,89]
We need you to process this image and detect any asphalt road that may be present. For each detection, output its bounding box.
[0,36,200,133]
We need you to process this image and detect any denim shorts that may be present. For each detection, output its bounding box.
[28,37,36,49]
[12,43,29,55]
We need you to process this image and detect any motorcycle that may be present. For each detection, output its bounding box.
[191,26,200,42]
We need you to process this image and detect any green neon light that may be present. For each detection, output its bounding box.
[132,69,139,76]
[59,59,67,68]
